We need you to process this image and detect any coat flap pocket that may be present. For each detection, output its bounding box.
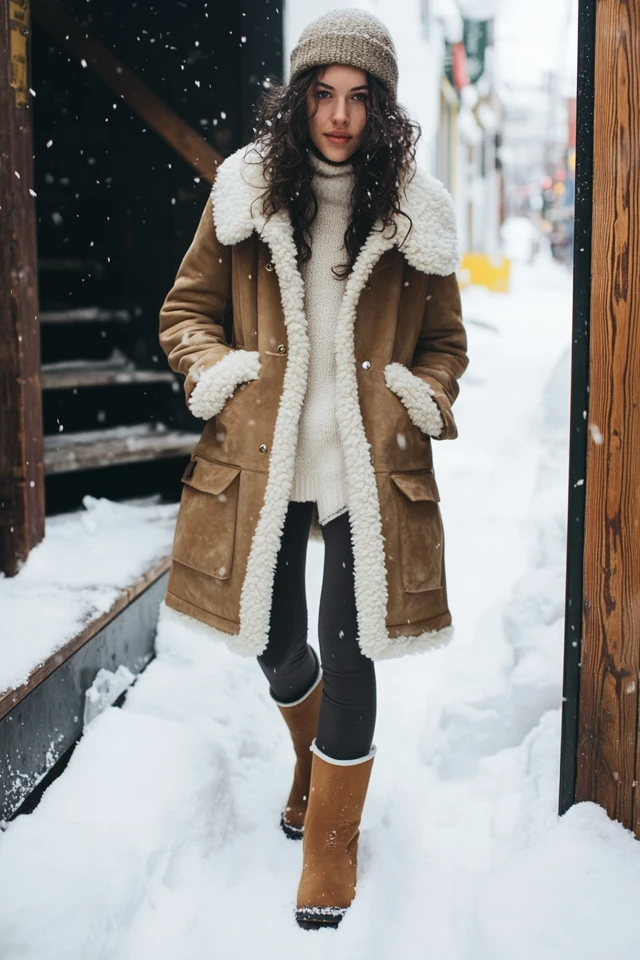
[182,457,240,495]
[391,471,440,503]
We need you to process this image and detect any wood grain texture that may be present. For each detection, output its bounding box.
[577,0,640,836]
[0,0,45,577]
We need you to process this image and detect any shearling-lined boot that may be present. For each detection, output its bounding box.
[296,739,376,929]
[274,664,323,840]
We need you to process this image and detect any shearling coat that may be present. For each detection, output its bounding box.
[158,142,468,661]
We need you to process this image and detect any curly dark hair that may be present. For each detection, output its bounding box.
[251,66,421,279]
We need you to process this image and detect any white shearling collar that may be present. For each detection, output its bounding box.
[211,142,459,277]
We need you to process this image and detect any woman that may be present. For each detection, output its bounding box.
[159,8,467,930]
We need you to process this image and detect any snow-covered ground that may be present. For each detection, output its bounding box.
[2,256,640,959]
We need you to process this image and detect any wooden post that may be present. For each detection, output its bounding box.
[0,0,44,576]
[561,0,640,837]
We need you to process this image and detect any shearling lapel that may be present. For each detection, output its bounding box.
[211,142,460,277]
[216,205,312,657]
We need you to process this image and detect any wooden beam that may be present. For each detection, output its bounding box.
[576,0,640,836]
[0,0,45,577]
[31,0,222,183]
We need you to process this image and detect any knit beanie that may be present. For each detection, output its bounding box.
[289,8,398,97]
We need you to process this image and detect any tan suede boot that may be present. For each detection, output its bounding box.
[296,740,376,929]
[275,670,323,840]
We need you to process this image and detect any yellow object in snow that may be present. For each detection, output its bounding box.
[458,254,511,293]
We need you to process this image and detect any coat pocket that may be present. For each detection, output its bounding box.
[172,456,240,580]
[390,471,444,593]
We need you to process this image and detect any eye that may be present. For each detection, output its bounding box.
[353,93,368,102]
[317,90,331,99]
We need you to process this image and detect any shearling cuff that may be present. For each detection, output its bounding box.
[188,349,261,420]
[384,362,443,439]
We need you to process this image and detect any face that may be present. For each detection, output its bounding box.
[306,63,369,162]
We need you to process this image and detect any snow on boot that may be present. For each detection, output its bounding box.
[296,740,376,929]
[274,668,323,840]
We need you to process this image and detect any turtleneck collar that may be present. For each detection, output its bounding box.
[307,147,355,207]
[308,146,354,178]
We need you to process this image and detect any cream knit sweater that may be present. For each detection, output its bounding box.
[289,150,354,525]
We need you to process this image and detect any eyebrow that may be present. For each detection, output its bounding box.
[315,81,369,92]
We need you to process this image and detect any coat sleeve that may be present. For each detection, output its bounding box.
[158,196,261,420]
[384,272,468,440]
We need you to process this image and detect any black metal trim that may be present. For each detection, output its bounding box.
[6,683,130,820]
[559,0,596,816]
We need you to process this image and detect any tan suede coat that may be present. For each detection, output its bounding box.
[159,143,468,660]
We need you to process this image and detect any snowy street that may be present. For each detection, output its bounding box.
[2,256,639,959]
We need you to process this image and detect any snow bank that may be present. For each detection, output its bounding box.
[0,496,178,696]
[423,340,569,778]
[471,799,640,960]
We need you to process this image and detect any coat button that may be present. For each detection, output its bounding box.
[259,443,268,454]
[362,360,372,370]
[277,343,287,354]
[364,282,372,290]
[265,261,275,272]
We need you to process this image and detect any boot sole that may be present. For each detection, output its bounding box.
[295,907,347,930]
[280,814,304,841]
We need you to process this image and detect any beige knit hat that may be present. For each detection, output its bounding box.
[290,8,398,97]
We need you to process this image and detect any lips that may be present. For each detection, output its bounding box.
[324,133,352,143]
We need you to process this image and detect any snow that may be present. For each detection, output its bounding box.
[0,497,178,696]
[2,256,640,958]
[84,666,136,727]
[501,216,541,262]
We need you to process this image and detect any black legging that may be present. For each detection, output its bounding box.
[257,501,376,761]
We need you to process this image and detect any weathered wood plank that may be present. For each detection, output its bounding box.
[39,307,131,325]
[577,0,640,836]
[0,0,45,577]
[43,424,196,474]
[41,364,175,390]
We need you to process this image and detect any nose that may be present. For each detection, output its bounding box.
[332,97,349,126]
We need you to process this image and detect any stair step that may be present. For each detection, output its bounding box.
[44,424,197,474]
[41,361,176,391]
[40,307,132,325]
[38,258,105,276]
